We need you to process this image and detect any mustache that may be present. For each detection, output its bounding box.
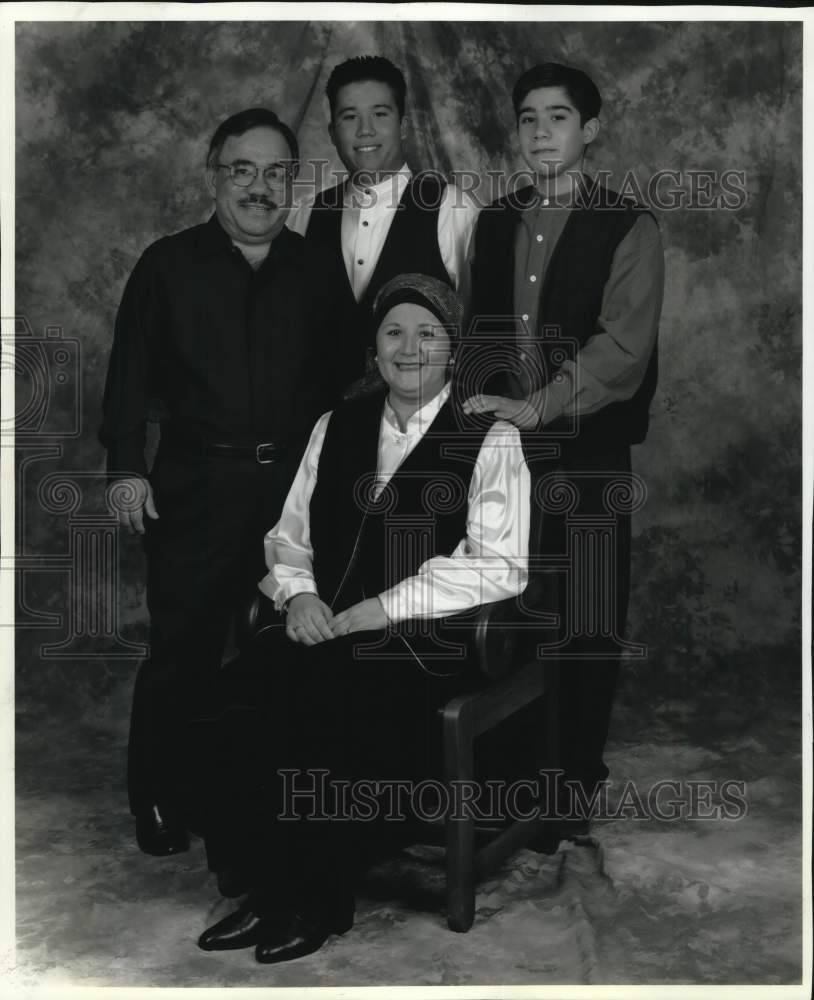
[239,194,278,210]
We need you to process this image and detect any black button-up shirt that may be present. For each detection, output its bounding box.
[100,214,356,477]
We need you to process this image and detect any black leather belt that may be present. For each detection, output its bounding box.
[205,441,285,464]
[162,426,286,464]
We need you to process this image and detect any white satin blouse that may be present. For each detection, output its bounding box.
[259,384,530,623]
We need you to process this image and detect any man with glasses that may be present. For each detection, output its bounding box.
[100,108,348,857]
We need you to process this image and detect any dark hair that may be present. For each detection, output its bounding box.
[512,63,601,125]
[326,56,407,119]
[206,108,299,168]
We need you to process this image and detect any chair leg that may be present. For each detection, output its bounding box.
[442,697,475,932]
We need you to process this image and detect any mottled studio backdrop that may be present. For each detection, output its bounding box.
[13,20,801,722]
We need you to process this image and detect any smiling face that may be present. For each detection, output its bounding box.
[376,302,452,409]
[329,79,407,184]
[206,125,293,244]
[517,86,599,189]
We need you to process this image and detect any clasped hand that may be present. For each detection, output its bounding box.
[285,594,388,646]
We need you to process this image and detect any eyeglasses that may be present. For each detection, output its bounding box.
[216,161,293,188]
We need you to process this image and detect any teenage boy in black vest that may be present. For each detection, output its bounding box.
[462,63,664,834]
[287,55,479,385]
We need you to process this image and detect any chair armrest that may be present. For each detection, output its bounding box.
[472,569,560,681]
[235,592,280,651]
[471,597,520,681]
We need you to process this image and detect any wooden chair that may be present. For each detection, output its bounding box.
[237,575,559,933]
[438,589,559,931]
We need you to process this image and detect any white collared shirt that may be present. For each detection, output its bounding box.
[287,165,480,304]
[374,383,449,500]
[259,383,530,623]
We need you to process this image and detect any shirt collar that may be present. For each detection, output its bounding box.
[195,213,233,257]
[345,164,411,212]
[383,382,451,436]
[195,212,301,262]
[512,172,592,213]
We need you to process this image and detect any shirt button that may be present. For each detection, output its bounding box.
[522,313,529,322]
[362,220,369,227]
[554,374,564,383]
[536,234,543,242]
[358,259,364,265]
[529,274,537,283]
[543,198,550,206]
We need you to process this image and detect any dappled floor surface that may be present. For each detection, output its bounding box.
[13,687,802,988]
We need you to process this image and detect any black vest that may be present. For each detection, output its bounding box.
[465,178,658,448]
[305,172,452,334]
[309,392,489,615]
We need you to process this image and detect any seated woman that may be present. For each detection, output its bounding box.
[196,273,531,964]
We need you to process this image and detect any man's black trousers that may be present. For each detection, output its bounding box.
[526,442,634,800]
[127,445,291,815]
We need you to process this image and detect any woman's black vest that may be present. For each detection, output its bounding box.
[309,392,489,616]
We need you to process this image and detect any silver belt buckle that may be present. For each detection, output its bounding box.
[256,442,276,464]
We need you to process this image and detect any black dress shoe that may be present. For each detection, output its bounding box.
[254,911,352,965]
[135,804,189,856]
[198,902,283,952]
